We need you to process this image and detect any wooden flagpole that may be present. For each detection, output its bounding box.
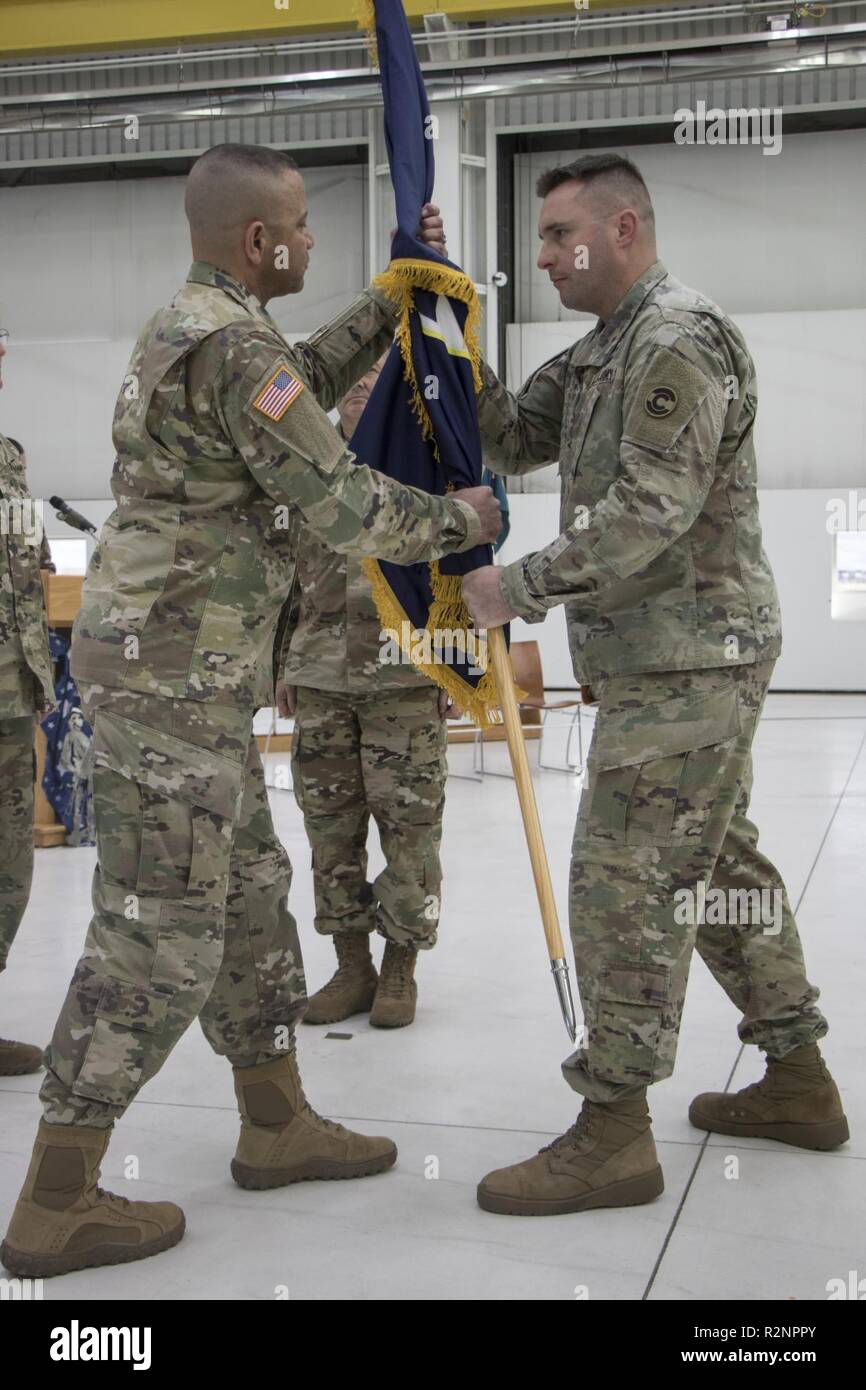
[486,625,577,1041]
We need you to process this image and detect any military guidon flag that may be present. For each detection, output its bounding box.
[351,0,505,726]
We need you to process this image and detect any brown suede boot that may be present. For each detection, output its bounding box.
[0,1036,43,1076]
[369,941,417,1029]
[302,932,378,1025]
[231,1053,397,1190]
[0,1120,185,1278]
[477,1093,664,1216]
[689,1043,849,1150]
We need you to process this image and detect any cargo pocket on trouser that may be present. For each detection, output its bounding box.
[367,713,446,948]
[591,961,670,1088]
[69,707,246,1108]
[577,684,743,849]
[200,740,307,1060]
[68,976,170,1107]
[568,682,745,1096]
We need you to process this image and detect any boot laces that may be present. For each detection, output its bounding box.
[382,948,415,997]
[295,1083,348,1138]
[317,940,373,998]
[94,1185,133,1212]
[737,1080,768,1103]
[316,969,355,1000]
[540,1107,595,1155]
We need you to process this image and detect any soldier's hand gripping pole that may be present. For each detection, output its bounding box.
[486,624,577,1043]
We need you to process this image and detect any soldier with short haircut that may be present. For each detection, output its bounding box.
[1,143,500,1278]
[0,376,56,1077]
[463,152,847,1217]
[279,353,450,1032]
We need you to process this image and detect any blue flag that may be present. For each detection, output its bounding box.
[353,0,503,723]
[40,630,95,845]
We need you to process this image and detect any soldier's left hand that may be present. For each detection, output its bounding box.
[462,566,518,628]
[417,202,448,257]
[437,688,453,720]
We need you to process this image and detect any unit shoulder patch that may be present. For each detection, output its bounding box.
[624,345,710,452]
[252,363,305,421]
[644,386,678,418]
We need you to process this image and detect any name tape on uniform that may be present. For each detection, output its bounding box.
[252,364,305,421]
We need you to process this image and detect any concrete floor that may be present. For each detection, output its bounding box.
[1,693,863,1301]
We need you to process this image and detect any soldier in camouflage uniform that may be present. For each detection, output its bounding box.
[463,153,847,1217]
[1,144,500,1278]
[279,354,449,1031]
[0,387,56,1078]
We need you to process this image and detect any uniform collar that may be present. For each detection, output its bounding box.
[186,261,274,326]
[571,260,669,367]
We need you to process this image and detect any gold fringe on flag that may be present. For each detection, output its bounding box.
[363,557,501,729]
[364,255,501,724]
[356,0,380,67]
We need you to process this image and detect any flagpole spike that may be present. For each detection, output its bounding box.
[551,959,577,1043]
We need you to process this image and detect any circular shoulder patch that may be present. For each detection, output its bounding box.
[645,386,678,418]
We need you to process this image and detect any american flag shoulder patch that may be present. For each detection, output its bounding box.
[252,363,305,421]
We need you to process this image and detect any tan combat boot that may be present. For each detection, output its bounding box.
[0,1121,185,1278]
[231,1053,397,1190]
[689,1043,849,1150]
[370,941,417,1029]
[477,1094,664,1216]
[0,1036,43,1075]
[302,932,378,1025]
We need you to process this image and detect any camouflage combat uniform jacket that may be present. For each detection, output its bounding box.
[70,262,484,710]
[283,427,429,694]
[0,432,54,715]
[477,261,782,684]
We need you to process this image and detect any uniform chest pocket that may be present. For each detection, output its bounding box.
[561,370,623,495]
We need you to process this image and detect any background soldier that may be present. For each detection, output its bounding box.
[0,368,56,1077]
[279,353,450,1031]
[1,143,500,1279]
[464,152,847,1217]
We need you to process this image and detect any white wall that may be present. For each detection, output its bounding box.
[515,130,866,323]
[508,311,866,492]
[7,125,866,691]
[0,166,367,502]
[498,490,866,692]
[500,313,866,688]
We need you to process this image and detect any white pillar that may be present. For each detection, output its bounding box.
[431,101,463,268]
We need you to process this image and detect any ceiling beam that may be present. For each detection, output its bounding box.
[0,1,692,60]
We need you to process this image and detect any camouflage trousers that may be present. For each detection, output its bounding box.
[0,715,36,974]
[291,685,447,949]
[564,660,828,1103]
[41,687,306,1128]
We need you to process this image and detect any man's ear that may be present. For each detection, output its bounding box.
[615,209,639,249]
[243,219,266,266]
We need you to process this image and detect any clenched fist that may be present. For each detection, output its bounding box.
[454,486,502,545]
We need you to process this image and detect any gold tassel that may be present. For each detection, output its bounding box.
[372,258,483,392]
[363,254,498,725]
[363,558,502,729]
[355,0,379,67]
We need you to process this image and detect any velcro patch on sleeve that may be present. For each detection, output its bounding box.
[623,345,710,452]
[252,363,305,421]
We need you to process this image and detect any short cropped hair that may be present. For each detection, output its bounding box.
[536,153,654,227]
[191,143,299,178]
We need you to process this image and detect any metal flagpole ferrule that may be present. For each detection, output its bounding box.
[551,958,577,1043]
